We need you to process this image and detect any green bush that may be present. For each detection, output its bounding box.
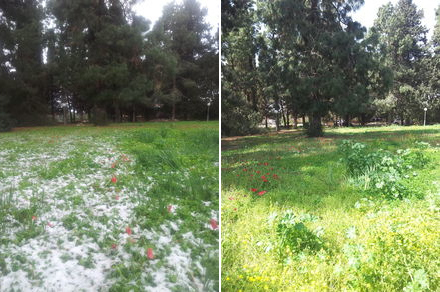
[274,210,323,261]
[91,106,109,126]
[0,111,13,132]
[339,140,429,199]
[221,90,262,136]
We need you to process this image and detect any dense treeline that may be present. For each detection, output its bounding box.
[222,0,440,137]
[0,0,218,131]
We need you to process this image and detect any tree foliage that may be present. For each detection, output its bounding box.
[369,0,428,124]
[222,0,440,137]
[0,0,218,130]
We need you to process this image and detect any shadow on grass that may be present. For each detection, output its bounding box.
[222,125,440,211]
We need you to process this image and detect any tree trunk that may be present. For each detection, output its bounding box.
[63,106,67,125]
[280,102,287,127]
[67,100,73,123]
[360,114,366,126]
[307,112,323,137]
[293,113,298,129]
[265,115,268,128]
[132,105,136,123]
[172,76,177,120]
[343,114,350,127]
[114,102,121,123]
[51,100,55,122]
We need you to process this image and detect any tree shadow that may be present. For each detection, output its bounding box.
[221,126,440,211]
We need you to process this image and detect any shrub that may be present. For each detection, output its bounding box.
[221,90,262,136]
[273,210,323,261]
[91,106,109,126]
[339,140,429,199]
[0,112,13,132]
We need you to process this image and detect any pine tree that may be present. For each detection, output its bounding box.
[370,0,428,124]
[153,0,216,120]
[0,0,47,127]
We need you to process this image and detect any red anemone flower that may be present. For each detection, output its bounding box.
[126,226,132,235]
[251,188,258,192]
[147,248,154,259]
[258,191,267,196]
[210,219,219,230]
[167,205,173,213]
[32,216,37,221]
[111,176,117,183]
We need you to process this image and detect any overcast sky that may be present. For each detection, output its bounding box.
[351,0,439,39]
[133,0,219,33]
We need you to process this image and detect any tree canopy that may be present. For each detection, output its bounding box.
[222,0,439,137]
[0,0,218,131]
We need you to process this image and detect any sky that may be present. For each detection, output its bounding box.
[351,0,439,39]
[133,0,219,33]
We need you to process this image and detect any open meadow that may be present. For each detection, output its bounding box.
[0,121,219,291]
[221,125,440,291]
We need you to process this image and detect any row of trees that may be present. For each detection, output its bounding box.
[0,0,218,131]
[222,0,440,136]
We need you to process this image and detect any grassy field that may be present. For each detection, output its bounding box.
[221,125,440,291]
[0,121,219,291]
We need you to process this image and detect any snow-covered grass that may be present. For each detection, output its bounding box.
[0,121,219,291]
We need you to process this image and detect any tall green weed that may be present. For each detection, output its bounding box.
[339,140,429,199]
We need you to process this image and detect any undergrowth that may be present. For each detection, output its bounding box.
[222,125,440,291]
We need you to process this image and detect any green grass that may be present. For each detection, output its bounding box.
[0,121,219,291]
[221,125,440,291]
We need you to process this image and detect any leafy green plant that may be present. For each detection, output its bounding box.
[274,210,323,261]
[339,140,429,199]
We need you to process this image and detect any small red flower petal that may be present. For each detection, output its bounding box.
[147,248,154,259]
[251,188,258,192]
[111,176,117,183]
[32,216,37,221]
[258,191,267,196]
[126,226,132,235]
[210,219,218,230]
